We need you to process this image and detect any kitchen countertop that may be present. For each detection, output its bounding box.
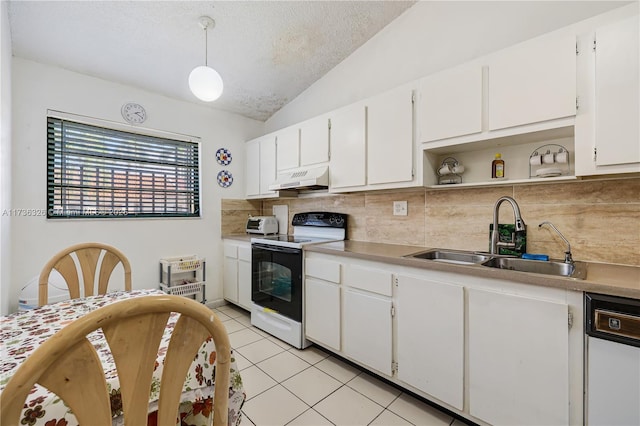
[222,234,254,243]
[305,240,640,300]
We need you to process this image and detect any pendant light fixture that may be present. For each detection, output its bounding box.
[189,16,224,102]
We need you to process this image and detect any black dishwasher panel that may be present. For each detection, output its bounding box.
[585,293,640,348]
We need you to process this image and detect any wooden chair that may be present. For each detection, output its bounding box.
[38,242,132,306]
[0,295,231,426]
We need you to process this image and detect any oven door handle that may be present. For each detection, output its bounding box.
[252,243,302,254]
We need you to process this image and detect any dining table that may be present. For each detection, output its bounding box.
[0,288,246,426]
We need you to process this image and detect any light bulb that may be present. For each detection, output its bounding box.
[189,66,224,102]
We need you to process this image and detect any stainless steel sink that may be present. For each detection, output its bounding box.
[481,257,587,279]
[406,249,493,265]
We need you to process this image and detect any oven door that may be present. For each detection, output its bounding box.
[251,243,303,322]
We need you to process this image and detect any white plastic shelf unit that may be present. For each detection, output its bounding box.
[159,255,206,303]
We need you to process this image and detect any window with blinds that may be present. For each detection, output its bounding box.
[47,117,200,219]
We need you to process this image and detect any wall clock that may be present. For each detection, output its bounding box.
[121,102,147,124]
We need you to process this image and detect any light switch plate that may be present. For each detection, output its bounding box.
[393,201,408,216]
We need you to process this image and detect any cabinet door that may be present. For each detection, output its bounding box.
[419,64,483,142]
[468,288,569,425]
[343,288,392,376]
[276,126,300,171]
[305,277,341,351]
[396,275,464,410]
[366,87,414,185]
[300,116,329,167]
[245,138,261,197]
[237,244,252,310]
[488,33,576,130]
[594,15,640,166]
[260,136,277,195]
[223,256,238,303]
[329,103,366,189]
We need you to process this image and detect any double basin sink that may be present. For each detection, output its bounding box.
[406,249,587,280]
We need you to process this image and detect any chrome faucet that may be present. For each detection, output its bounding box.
[539,221,573,264]
[490,196,526,255]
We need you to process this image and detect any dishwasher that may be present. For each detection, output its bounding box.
[585,293,640,425]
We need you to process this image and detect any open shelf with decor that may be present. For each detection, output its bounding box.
[422,125,577,189]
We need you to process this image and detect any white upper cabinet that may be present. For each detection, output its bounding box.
[488,32,577,131]
[418,64,483,142]
[259,136,277,196]
[245,134,277,198]
[366,86,414,185]
[299,115,330,167]
[275,116,329,173]
[276,126,300,171]
[329,102,367,190]
[575,12,640,176]
[594,14,639,167]
[245,138,261,197]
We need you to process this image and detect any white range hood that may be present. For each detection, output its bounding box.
[268,166,329,191]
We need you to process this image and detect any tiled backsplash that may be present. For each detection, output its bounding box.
[222,177,640,266]
[220,199,261,235]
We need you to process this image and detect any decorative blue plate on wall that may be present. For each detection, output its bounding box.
[217,170,233,188]
[216,148,232,165]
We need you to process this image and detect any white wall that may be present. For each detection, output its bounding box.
[9,57,264,313]
[265,1,630,132]
[1,1,13,315]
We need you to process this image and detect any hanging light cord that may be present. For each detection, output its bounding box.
[204,25,209,66]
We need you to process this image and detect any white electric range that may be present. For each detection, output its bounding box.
[250,212,347,348]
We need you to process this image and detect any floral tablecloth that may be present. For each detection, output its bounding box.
[0,289,245,426]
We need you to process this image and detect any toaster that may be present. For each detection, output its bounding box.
[245,216,279,235]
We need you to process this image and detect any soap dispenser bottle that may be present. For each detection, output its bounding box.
[492,153,505,179]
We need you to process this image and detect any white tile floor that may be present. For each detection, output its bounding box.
[215,304,470,426]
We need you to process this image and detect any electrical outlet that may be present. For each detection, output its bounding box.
[393,201,408,216]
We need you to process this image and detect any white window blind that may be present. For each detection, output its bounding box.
[47,117,200,218]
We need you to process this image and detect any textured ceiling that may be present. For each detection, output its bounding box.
[7,1,416,121]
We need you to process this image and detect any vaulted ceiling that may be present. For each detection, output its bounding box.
[7,1,415,121]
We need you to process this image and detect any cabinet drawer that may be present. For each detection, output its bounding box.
[306,258,341,283]
[344,265,393,296]
[238,245,252,262]
[223,243,238,258]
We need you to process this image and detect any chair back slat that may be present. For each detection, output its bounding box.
[103,312,170,425]
[39,339,112,425]
[157,315,212,425]
[77,247,101,297]
[98,251,123,294]
[53,255,82,299]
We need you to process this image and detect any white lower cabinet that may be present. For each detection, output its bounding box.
[343,287,393,376]
[223,253,238,303]
[468,288,570,425]
[303,251,583,425]
[304,256,342,351]
[396,274,464,410]
[222,240,252,311]
[305,278,341,351]
[237,245,252,310]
